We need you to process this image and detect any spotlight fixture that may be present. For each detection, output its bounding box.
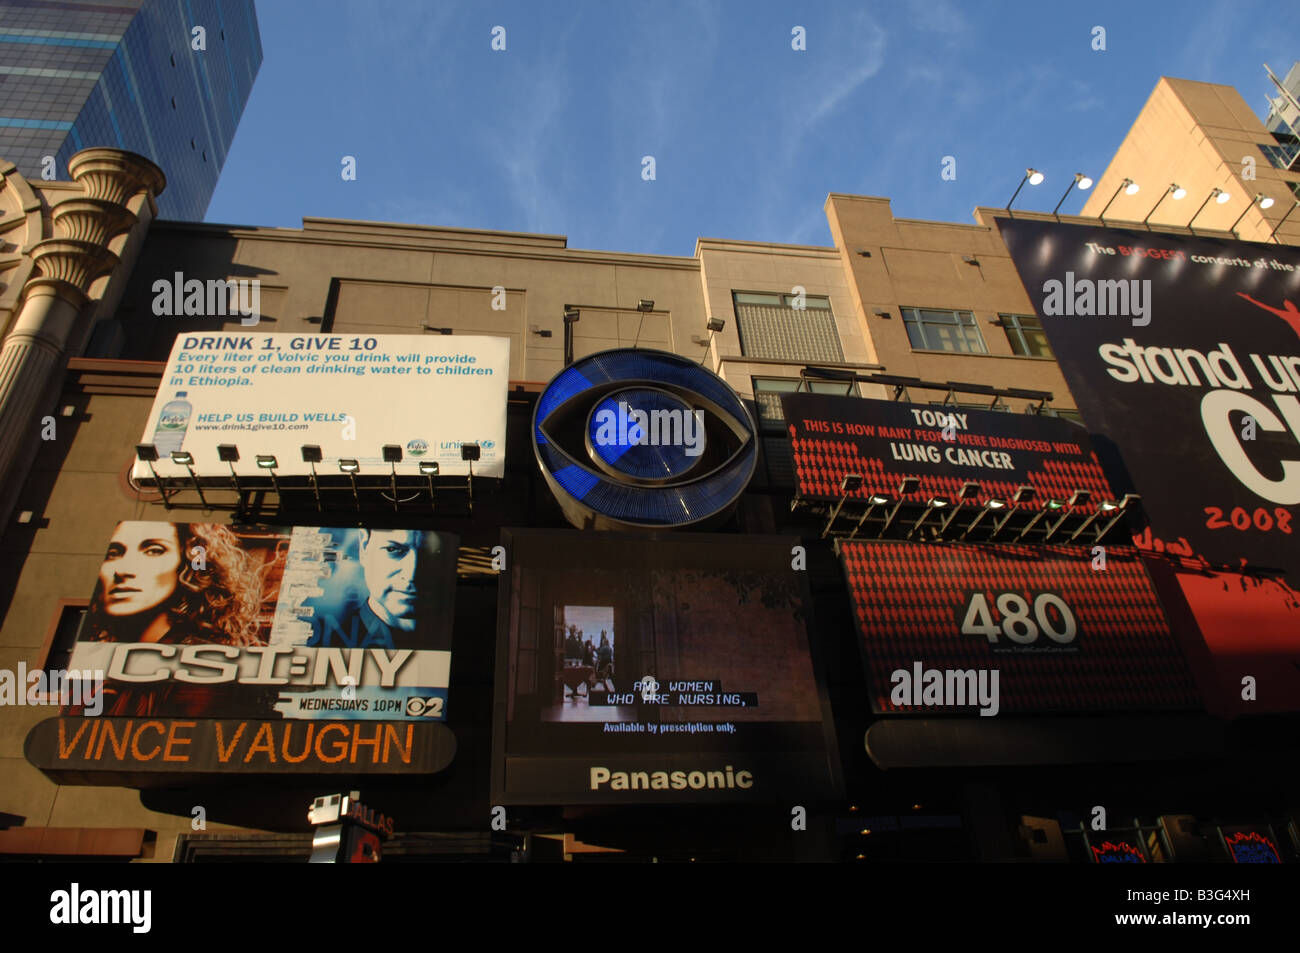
[1092,492,1141,540]
[1189,188,1229,232]
[961,497,1006,539]
[849,492,894,539]
[1016,498,1066,542]
[462,443,480,509]
[1142,184,1186,229]
[134,444,169,508]
[939,482,983,533]
[420,460,439,511]
[701,316,726,365]
[563,307,580,365]
[880,478,921,536]
[638,299,655,312]
[338,459,360,510]
[908,496,952,539]
[1043,489,1092,541]
[301,445,323,510]
[1099,178,1139,224]
[1269,199,1300,242]
[990,485,1036,539]
[1006,168,1045,216]
[256,454,281,499]
[171,451,207,507]
[217,444,240,463]
[1231,194,1277,234]
[381,446,402,510]
[1052,172,1094,218]
[822,473,864,538]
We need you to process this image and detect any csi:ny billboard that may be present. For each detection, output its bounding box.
[998,219,1300,713]
[25,523,459,783]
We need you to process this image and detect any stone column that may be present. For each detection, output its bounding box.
[0,148,165,529]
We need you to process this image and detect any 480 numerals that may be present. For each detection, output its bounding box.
[959,592,1077,644]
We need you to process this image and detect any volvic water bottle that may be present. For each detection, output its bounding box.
[153,391,192,456]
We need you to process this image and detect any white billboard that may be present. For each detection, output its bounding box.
[133,333,509,480]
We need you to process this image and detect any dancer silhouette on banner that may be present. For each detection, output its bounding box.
[1236,292,1300,339]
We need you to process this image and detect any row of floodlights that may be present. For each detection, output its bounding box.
[134,442,482,512]
[823,474,1139,544]
[1008,168,1292,237]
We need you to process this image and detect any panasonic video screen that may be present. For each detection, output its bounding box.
[491,530,840,804]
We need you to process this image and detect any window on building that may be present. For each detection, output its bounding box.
[1260,134,1300,171]
[753,377,857,487]
[1000,313,1053,358]
[753,377,857,431]
[901,307,988,354]
[732,291,843,363]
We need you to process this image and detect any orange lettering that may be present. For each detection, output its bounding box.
[280,722,314,763]
[243,722,277,763]
[57,718,94,759]
[163,721,195,762]
[96,719,132,760]
[214,721,247,762]
[383,723,414,764]
[130,721,165,761]
[314,724,348,763]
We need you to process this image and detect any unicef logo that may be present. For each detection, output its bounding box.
[406,439,428,457]
[532,349,757,530]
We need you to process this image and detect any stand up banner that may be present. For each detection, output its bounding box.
[998,218,1300,713]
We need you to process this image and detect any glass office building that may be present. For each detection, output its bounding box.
[0,0,260,220]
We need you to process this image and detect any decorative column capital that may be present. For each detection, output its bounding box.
[51,198,139,246]
[25,239,121,309]
[66,148,166,207]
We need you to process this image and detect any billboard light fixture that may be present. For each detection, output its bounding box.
[338,460,361,510]
[908,496,953,539]
[1016,499,1065,542]
[1005,168,1044,217]
[849,493,893,540]
[1099,178,1139,224]
[134,444,169,508]
[217,444,239,463]
[880,478,921,536]
[338,459,360,474]
[256,455,277,469]
[822,473,864,538]
[1189,188,1229,233]
[382,445,402,463]
[171,451,208,508]
[1053,171,1095,218]
[637,299,654,312]
[1232,193,1275,233]
[301,446,323,511]
[962,498,1007,539]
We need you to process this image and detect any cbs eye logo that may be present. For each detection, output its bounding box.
[533,349,757,530]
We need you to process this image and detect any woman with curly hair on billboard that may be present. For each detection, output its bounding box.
[81,522,277,716]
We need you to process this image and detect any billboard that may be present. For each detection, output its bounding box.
[840,540,1200,715]
[25,522,459,781]
[133,333,509,480]
[998,219,1300,712]
[492,529,840,804]
[781,392,1113,506]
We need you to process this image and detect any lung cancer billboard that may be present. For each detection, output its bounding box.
[25,522,459,783]
[998,218,1300,713]
[492,529,841,804]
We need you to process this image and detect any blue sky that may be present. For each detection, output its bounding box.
[206,0,1300,256]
